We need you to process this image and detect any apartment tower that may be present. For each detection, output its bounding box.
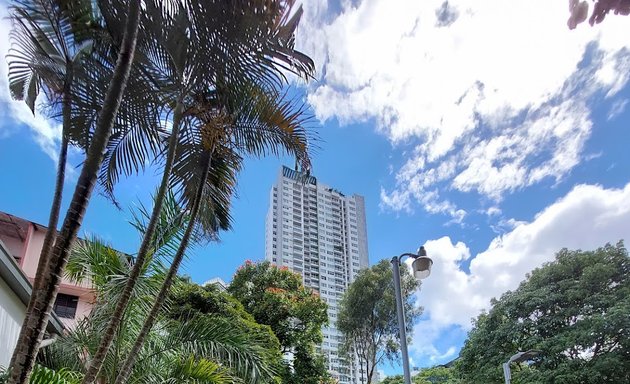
[265,166,369,384]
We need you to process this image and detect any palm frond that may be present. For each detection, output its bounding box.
[166,78,316,241]
[138,316,277,384]
[227,83,318,162]
[166,356,235,384]
[69,50,165,205]
[65,235,130,288]
[8,1,69,111]
[128,190,196,265]
[28,365,82,384]
[168,135,239,238]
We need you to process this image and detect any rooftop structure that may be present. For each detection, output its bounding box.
[203,277,228,291]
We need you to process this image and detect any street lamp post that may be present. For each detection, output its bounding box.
[391,246,433,384]
[502,350,541,384]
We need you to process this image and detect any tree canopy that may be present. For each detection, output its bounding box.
[167,280,283,371]
[379,366,460,384]
[457,242,630,383]
[413,366,461,384]
[228,261,330,384]
[337,259,421,384]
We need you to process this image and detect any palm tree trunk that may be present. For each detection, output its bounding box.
[113,151,213,384]
[81,99,186,384]
[8,69,72,375]
[34,70,72,291]
[8,2,142,383]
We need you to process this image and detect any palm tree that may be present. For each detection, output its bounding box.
[1,365,82,384]
[7,1,92,270]
[7,0,144,382]
[114,76,315,383]
[81,1,315,382]
[35,197,277,384]
[7,0,94,376]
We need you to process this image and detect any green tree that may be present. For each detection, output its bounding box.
[381,375,403,384]
[115,86,314,384]
[337,259,421,384]
[167,280,284,376]
[33,196,277,384]
[7,0,144,381]
[84,0,316,381]
[8,0,92,332]
[229,261,330,384]
[413,366,460,384]
[457,242,630,383]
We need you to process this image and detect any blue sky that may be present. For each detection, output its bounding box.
[1,0,630,378]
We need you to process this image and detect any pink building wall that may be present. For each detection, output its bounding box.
[0,213,95,329]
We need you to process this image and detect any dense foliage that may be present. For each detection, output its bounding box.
[379,366,460,384]
[167,280,284,373]
[17,200,278,384]
[457,242,630,383]
[337,259,421,384]
[413,366,461,384]
[229,261,330,384]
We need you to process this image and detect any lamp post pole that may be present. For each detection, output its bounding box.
[391,255,412,384]
[503,350,541,384]
[391,248,432,384]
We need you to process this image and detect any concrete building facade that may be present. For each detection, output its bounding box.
[265,166,370,383]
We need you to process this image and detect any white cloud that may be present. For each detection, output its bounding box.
[608,99,628,120]
[431,346,456,362]
[407,181,630,361]
[298,0,630,217]
[483,206,502,217]
[0,6,62,163]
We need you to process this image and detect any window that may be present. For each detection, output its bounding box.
[54,293,78,319]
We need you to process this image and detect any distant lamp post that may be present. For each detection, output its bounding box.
[391,246,433,384]
[503,350,541,384]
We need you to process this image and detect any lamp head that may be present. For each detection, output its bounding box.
[412,246,432,280]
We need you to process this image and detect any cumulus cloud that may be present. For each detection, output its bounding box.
[0,6,62,162]
[298,0,630,217]
[407,181,630,362]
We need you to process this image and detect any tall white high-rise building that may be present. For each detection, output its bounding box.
[265,166,370,384]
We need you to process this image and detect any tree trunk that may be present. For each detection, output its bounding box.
[8,2,142,383]
[8,69,72,374]
[113,151,212,384]
[81,100,185,384]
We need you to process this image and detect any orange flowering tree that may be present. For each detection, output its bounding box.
[229,261,330,384]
